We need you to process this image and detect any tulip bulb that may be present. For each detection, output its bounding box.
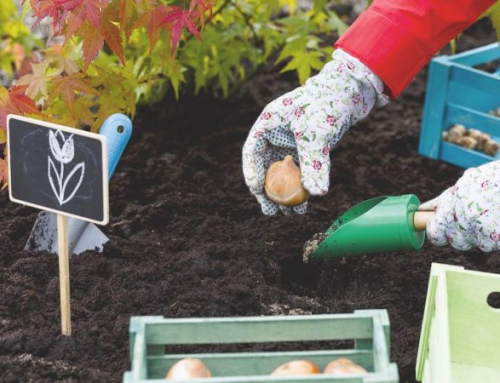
[165,358,211,380]
[485,139,500,156]
[456,136,477,149]
[324,358,367,376]
[270,360,320,376]
[445,124,466,143]
[265,156,309,206]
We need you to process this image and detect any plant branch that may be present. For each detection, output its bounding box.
[230,1,260,43]
[212,0,232,18]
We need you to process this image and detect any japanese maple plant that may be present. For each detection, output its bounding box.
[0,0,214,185]
[0,0,350,186]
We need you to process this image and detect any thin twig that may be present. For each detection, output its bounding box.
[231,1,260,43]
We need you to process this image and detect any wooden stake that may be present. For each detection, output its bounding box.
[57,214,72,336]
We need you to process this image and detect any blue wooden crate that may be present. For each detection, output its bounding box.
[419,43,500,168]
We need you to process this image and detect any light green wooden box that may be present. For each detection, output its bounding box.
[416,263,500,383]
[123,310,399,383]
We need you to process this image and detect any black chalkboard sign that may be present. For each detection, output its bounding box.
[7,115,109,225]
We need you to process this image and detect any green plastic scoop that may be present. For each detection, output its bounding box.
[306,194,434,260]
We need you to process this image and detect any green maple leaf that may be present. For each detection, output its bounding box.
[280,50,324,83]
[483,2,500,40]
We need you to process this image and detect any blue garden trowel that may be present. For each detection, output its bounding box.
[24,114,133,255]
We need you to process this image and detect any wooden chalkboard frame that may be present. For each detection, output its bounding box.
[7,115,110,226]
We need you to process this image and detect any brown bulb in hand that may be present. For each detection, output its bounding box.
[264,156,309,206]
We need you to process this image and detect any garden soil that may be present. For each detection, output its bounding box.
[0,22,498,383]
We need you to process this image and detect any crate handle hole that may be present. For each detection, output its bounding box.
[487,292,500,310]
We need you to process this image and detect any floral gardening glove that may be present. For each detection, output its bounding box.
[420,161,500,251]
[242,49,388,215]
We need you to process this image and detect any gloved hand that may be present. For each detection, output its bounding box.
[420,161,500,251]
[242,49,388,215]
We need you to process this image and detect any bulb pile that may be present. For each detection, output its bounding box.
[165,357,367,380]
[443,124,499,156]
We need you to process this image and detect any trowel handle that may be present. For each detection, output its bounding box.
[99,113,133,178]
[414,211,434,231]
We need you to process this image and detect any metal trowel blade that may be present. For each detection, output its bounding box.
[24,211,109,255]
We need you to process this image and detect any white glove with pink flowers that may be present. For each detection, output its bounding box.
[242,49,388,215]
[420,161,500,251]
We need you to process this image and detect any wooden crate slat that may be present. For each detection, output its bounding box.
[448,78,500,112]
[144,316,373,345]
[447,270,500,367]
[449,42,500,66]
[371,315,389,375]
[445,103,500,137]
[131,324,148,380]
[449,65,500,95]
[128,374,386,383]
[418,58,453,159]
[416,263,500,383]
[147,350,373,379]
[440,142,495,168]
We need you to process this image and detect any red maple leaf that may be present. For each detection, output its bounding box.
[0,85,40,131]
[134,5,172,52]
[59,0,109,30]
[162,6,202,55]
[27,0,110,37]
[9,86,41,116]
[28,0,69,31]
[81,21,105,71]
[189,0,213,16]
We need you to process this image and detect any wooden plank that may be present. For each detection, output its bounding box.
[431,264,456,383]
[147,350,373,379]
[451,362,500,383]
[440,142,496,169]
[144,315,373,345]
[419,58,452,159]
[131,324,148,380]
[129,374,384,383]
[445,103,500,137]
[449,43,500,67]
[447,270,500,368]
[371,315,389,374]
[416,264,464,382]
[57,214,71,336]
[448,78,500,113]
[415,275,438,380]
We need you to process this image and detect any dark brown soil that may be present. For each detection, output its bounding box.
[0,22,498,383]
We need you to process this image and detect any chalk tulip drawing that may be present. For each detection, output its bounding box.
[48,130,85,205]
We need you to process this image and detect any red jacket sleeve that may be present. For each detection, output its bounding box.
[335,0,496,98]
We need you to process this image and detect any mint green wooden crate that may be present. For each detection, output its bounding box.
[123,310,399,383]
[416,263,500,383]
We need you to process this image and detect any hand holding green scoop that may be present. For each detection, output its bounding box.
[264,160,434,261]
